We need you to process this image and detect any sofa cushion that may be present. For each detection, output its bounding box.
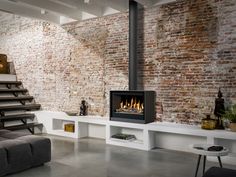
[0,130,11,136]
[17,135,51,166]
[0,131,29,139]
[203,167,236,177]
[0,139,32,174]
[0,137,8,142]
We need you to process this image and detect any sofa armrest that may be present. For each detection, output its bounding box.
[18,135,51,166]
[0,147,8,176]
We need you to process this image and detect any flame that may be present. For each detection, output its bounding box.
[118,97,144,114]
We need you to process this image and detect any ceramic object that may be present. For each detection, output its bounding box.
[201,115,216,130]
[229,123,236,132]
[65,111,77,116]
[201,119,216,130]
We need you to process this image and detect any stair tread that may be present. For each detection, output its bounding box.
[0,104,41,111]
[0,88,28,92]
[4,122,43,131]
[0,96,33,101]
[0,81,22,85]
[0,113,35,121]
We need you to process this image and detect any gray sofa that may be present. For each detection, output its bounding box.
[0,129,51,176]
[203,167,236,177]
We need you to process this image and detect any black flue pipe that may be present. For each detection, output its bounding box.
[129,0,138,90]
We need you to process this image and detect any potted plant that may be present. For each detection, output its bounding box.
[222,104,236,132]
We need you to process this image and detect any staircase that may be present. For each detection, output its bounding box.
[0,54,42,134]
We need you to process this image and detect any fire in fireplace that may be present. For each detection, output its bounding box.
[110,91,155,124]
[116,96,144,115]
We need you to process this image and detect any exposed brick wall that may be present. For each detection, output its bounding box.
[0,0,235,124]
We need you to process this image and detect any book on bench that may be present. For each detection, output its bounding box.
[111,133,136,140]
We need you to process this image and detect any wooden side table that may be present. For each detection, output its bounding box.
[189,144,229,177]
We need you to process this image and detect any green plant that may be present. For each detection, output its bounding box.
[223,104,236,123]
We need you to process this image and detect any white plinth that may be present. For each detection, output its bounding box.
[34,111,236,164]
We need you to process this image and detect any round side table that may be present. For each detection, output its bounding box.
[189,144,229,177]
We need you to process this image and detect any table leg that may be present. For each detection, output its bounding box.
[203,156,206,174]
[195,155,202,177]
[218,156,223,168]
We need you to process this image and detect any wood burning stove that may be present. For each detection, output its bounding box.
[110,91,155,123]
[109,1,156,124]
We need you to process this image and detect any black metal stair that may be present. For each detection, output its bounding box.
[0,113,35,121]
[0,81,22,85]
[0,77,41,134]
[0,104,41,111]
[0,96,33,101]
[0,88,28,93]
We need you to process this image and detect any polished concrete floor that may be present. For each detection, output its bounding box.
[8,135,236,177]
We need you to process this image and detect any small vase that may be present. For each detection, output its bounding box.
[229,123,236,132]
[201,115,216,130]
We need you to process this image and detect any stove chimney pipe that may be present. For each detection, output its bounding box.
[129,0,138,90]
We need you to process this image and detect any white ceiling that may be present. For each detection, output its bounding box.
[0,0,176,25]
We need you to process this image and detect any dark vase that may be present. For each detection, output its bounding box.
[79,100,88,116]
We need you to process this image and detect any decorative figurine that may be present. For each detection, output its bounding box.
[79,100,88,116]
[214,88,225,129]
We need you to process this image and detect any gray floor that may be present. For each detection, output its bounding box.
[8,135,236,177]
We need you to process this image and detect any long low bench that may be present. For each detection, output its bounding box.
[0,130,51,176]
